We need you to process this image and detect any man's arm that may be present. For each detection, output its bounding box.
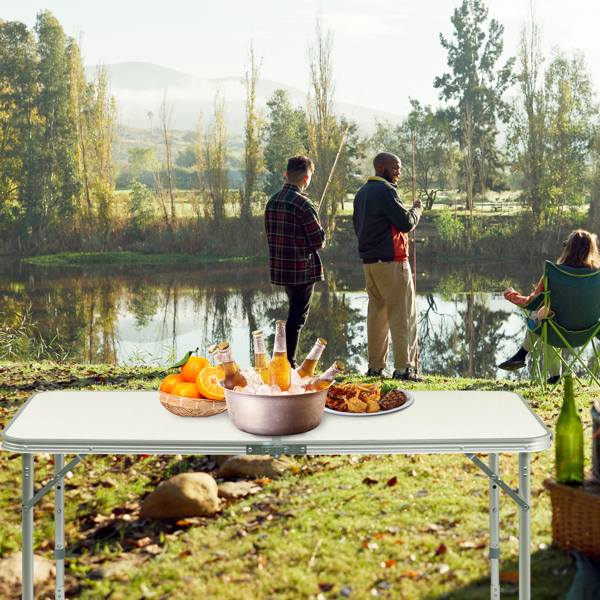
[300,202,326,250]
[380,189,422,233]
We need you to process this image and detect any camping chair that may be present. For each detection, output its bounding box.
[519,261,600,392]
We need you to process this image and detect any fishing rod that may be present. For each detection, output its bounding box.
[317,91,363,215]
[412,134,419,373]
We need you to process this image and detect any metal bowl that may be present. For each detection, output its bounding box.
[221,383,328,436]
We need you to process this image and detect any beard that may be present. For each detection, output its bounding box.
[382,168,395,185]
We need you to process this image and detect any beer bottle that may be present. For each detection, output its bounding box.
[555,373,584,486]
[268,320,291,391]
[304,361,345,391]
[296,338,327,378]
[252,330,269,384]
[208,344,222,367]
[218,342,247,391]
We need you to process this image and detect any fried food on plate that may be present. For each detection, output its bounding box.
[346,396,367,413]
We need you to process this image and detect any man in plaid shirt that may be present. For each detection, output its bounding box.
[265,156,326,367]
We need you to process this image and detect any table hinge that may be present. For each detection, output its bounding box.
[22,454,87,511]
[464,453,529,511]
[246,444,307,458]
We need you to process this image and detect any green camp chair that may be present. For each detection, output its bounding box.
[519,261,600,392]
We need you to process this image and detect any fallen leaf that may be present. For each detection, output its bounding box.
[318,583,334,592]
[374,532,392,539]
[435,543,447,556]
[382,560,397,568]
[257,478,271,484]
[144,544,163,555]
[179,549,192,559]
[500,572,519,584]
[386,476,397,487]
[363,542,379,550]
[363,477,378,485]
[409,470,417,477]
[135,537,152,548]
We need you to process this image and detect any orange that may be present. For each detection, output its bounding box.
[181,356,211,383]
[171,382,202,399]
[196,366,226,400]
[160,374,184,394]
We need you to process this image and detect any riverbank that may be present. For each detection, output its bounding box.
[0,360,593,599]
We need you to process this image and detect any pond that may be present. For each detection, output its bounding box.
[0,257,567,379]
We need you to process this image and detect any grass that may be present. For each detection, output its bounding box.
[0,361,597,599]
[23,252,269,267]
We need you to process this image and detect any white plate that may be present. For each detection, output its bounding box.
[324,389,414,416]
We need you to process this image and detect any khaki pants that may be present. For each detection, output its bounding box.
[363,261,417,371]
[522,330,561,376]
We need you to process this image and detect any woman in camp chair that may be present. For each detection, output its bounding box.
[499,229,600,384]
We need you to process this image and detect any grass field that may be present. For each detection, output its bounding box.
[0,361,595,599]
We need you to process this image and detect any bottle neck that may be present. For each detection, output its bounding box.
[253,334,267,356]
[273,322,286,354]
[561,375,577,415]
[319,364,341,382]
[306,340,326,361]
[220,346,235,366]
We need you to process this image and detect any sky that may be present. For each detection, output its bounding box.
[3,0,600,116]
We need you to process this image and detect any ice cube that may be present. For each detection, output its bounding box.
[234,386,250,394]
[270,384,282,395]
[290,369,302,385]
[245,381,260,393]
[301,376,313,386]
[256,384,271,395]
[279,391,290,395]
[288,385,305,395]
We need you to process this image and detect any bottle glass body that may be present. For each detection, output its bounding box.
[296,338,327,379]
[556,375,584,485]
[219,344,247,391]
[268,321,291,391]
[252,331,269,384]
[304,361,344,391]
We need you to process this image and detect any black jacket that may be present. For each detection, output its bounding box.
[352,178,422,262]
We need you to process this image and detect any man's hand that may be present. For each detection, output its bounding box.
[413,199,423,210]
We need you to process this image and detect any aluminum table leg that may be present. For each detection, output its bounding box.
[22,454,34,600]
[489,453,500,599]
[54,454,65,600]
[519,453,531,600]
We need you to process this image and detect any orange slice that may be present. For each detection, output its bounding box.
[171,382,202,399]
[181,356,211,382]
[196,366,226,400]
[160,374,184,394]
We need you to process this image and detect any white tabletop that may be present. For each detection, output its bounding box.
[0,390,552,455]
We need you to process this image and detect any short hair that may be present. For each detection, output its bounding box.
[287,156,314,179]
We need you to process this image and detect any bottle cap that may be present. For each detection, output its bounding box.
[334,360,344,371]
[252,330,263,336]
[207,344,217,354]
[218,342,229,350]
[275,320,286,324]
[317,338,327,345]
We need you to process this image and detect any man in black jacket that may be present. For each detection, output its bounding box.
[353,152,423,381]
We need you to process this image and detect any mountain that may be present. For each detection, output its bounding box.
[85,62,403,134]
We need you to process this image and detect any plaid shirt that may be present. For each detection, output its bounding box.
[264,184,326,286]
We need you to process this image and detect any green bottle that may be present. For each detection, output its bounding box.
[555,374,584,486]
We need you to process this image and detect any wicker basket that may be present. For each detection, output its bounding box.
[159,391,227,417]
[592,406,600,485]
[543,478,600,561]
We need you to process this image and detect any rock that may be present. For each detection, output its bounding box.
[0,552,55,586]
[210,455,235,467]
[217,481,261,499]
[218,455,290,479]
[139,473,220,519]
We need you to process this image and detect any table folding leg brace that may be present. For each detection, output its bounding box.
[21,453,86,600]
[466,452,532,600]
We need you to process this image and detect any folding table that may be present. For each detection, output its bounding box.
[1,389,552,600]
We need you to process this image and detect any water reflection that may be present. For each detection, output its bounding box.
[0,258,552,378]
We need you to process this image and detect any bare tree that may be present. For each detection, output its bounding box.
[307,14,337,234]
[463,102,475,212]
[192,111,209,221]
[158,87,176,225]
[242,41,264,220]
[205,88,229,223]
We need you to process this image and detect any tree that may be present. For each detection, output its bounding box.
[371,100,453,210]
[263,89,307,196]
[434,0,515,208]
[158,87,176,225]
[204,89,229,223]
[127,181,154,235]
[306,14,337,234]
[86,64,118,242]
[241,41,265,220]
[128,148,158,178]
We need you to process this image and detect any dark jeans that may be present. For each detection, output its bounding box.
[284,283,315,367]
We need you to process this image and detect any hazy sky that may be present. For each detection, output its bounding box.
[4,0,600,116]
